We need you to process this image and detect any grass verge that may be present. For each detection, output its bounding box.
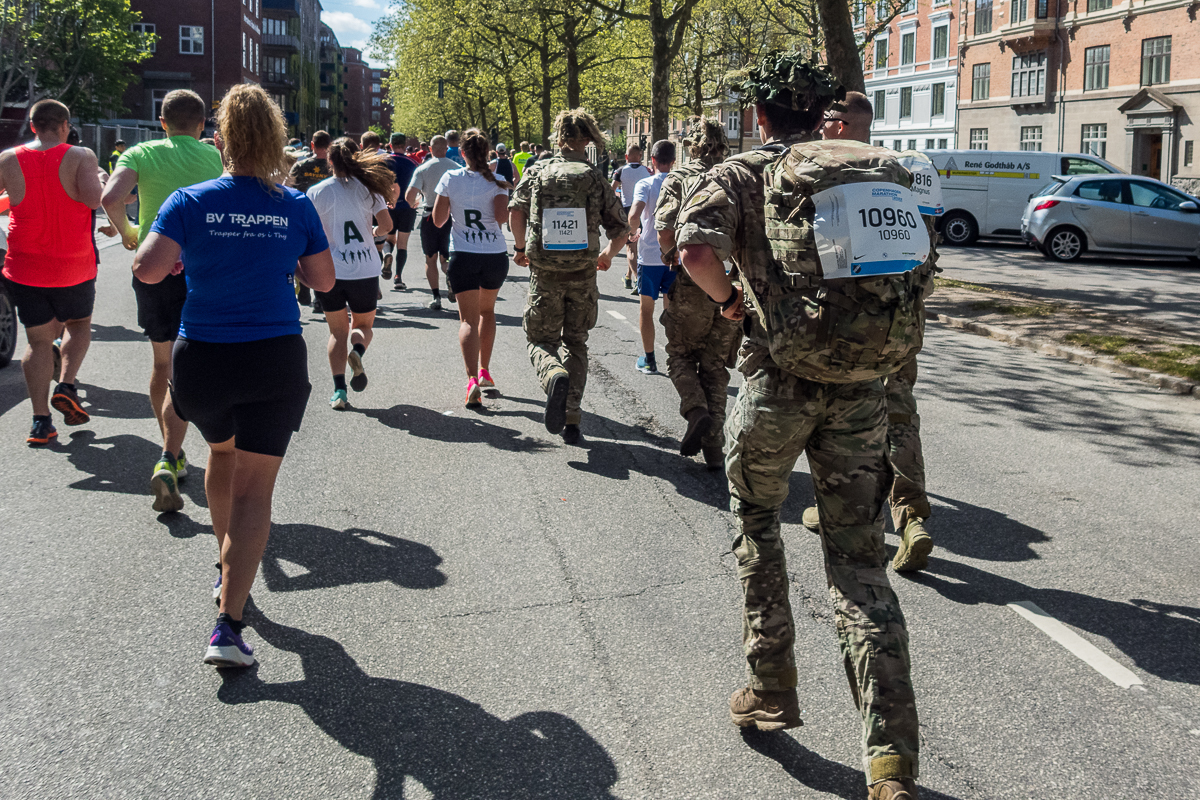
[970,300,1057,317]
[1064,333,1200,382]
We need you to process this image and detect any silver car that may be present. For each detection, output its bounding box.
[1020,175,1200,262]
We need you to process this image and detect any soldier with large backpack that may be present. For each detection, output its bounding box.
[509,109,629,444]
[676,53,936,800]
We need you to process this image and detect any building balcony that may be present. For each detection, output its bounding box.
[262,33,300,51]
[1000,17,1057,48]
[263,71,298,89]
[263,0,300,15]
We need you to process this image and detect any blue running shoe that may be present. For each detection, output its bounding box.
[203,622,255,667]
[212,571,222,603]
[330,388,348,410]
[636,355,657,374]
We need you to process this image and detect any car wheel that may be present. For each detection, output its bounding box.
[1044,227,1085,262]
[0,284,16,369]
[940,211,978,246]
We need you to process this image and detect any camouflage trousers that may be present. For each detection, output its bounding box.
[885,357,930,532]
[661,274,742,448]
[523,267,599,426]
[725,366,919,783]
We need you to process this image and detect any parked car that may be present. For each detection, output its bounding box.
[926,149,1121,245]
[1020,174,1200,262]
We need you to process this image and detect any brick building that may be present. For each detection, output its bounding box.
[342,48,391,138]
[860,0,960,150]
[956,0,1200,189]
[261,0,322,139]
[318,23,345,137]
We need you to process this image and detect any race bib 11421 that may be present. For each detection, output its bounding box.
[542,208,587,250]
[811,183,930,279]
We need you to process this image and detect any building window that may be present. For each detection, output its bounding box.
[372,70,381,78]
[1083,45,1109,91]
[874,140,884,147]
[902,0,916,12]
[1142,37,1171,85]
[371,97,381,107]
[938,138,948,148]
[907,138,917,149]
[152,89,169,120]
[932,25,949,60]
[853,0,866,26]
[243,32,248,69]
[1087,0,1112,10]
[264,18,286,35]
[1020,126,1043,151]
[371,111,381,121]
[319,98,329,109]
[972,63,991,100]
[727,112,739,133]
[901,32,916,66]
[969,128,988,149]
[1011,51,1046,99]
[893,139,903,150]
[1081,124,1107,158]
[925,138,935,148]
[1186,140,1194,167]
[1012,0,1027,23]
[179,25,204,54]
[900,87,913,118]
[931,82,946,116]
[874,90,886,119]
[975,0,992,34]
[371,83,382,93]
[272,93,286,111]
[875,38,888,71]
[132,22,156,53]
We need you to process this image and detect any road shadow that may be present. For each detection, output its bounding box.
[368,315,438,331]
[261,525,445,593]
[218,613,619,800]
[0,369,27,419]
[740,729,963,800]
[159,512,211,539]
[352,404,553,453]
[923,493,1049,561]
[79,384,155,420]
[89,323,144,342]
[61,430,208,508]
[909,557,1200,685]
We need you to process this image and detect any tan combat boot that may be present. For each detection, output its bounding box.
[728,687,802,731]
[868,778,919,799]
[892,518,933,572]
[801,505,820,532]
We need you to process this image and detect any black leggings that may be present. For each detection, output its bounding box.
[171,334,311,457]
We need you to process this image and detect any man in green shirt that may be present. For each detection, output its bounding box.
[512,141,532,178]
[108,140,126,173]
[101,89,223,515]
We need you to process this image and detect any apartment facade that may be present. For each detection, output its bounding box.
[957,0,1200,190]
[860,0,960,150]
[317,23,345,136]
[342,48,392,137]
[261,0,322,138]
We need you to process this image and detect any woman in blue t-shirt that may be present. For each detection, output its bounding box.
[132,84,335,669]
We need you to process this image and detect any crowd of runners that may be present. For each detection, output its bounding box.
[0,55,938,798]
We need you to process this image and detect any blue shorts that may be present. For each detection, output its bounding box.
[637,263,675,300]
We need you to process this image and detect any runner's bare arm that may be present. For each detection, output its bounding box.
[510,207,529,267]
[492,194,509,226]
[404,186,421,210]
[101,167,140,248]
[295,249,336,293]
[431,194,451,228]
[133,232,183,284]
[372,208,392,238]
[680,243,743,320]
[658,228,677,265]
[71,148,103,209]
[627,200,645,241]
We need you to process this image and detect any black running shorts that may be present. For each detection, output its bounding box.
[4,276,95,328]
[420,214,451,259]
[390,204,417,234]
[447,251,509,294]
[315,277,379,314]
[132,272,187,342]
[170,334,311,457]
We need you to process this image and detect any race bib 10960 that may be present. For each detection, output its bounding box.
[811,182,930,279]
[542,208,587,250]
[897,153,945,216]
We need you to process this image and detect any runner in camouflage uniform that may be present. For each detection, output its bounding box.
[654,116,741,468]
[509,109,629,444]
[675,54,925,799]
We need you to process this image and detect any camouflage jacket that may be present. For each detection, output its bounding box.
[510,150,628,272]
[656,160,718,287]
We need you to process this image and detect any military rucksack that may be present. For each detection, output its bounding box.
[527,155,603,272]
[728,139,937,383]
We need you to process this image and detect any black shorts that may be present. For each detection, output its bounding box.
[448,252,509,294]
[171,334,311,457]
[3,276,95,328]
[390,205,417,234]
[420,214,451,259]
[315,277,379,314]
[132,272,187,342]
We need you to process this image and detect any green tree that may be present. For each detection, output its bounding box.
[0,0,153,122]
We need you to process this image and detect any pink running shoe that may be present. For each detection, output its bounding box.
[477,368,496,389]
[465,377,483,407]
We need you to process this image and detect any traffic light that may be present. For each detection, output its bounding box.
[437,79,444,99]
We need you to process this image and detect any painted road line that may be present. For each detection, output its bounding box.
[606,310,626,321]
[1009,601,1143,689]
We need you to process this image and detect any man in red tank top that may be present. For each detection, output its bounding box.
[0,99,103,446]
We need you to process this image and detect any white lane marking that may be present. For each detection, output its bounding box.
[1008,601,1143,689]
[606,310,626,320]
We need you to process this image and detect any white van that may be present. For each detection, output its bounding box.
[926,150,1121,245]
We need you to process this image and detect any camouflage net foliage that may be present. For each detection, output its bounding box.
[682,116,730,164]
[731,51,846,111]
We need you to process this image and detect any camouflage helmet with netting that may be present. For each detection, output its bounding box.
[731,51,845,112]
[682,115,729,166]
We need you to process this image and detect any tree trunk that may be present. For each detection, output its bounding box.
[479,96,489,133]
[505,78,521,144]
[692,53,703,116]
[816,0,866,92]
[539,42,553,147]
[650,19,671,143]
[564,17,581,108]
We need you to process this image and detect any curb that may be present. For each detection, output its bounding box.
[928,312,1199,398]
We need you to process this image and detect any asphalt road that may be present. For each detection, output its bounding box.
[1,238,1197,799]
[937,238,1200,330]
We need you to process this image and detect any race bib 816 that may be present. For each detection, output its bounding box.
[811,183,930,279]
[542,208,587,250]
[897,154,945,216]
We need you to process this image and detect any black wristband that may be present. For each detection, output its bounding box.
[719,285,739,311]
[513,246,526,252]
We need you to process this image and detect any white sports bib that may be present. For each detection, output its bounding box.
[811,182,930,279]
[542,208,587,250]
[897,154,945,216]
